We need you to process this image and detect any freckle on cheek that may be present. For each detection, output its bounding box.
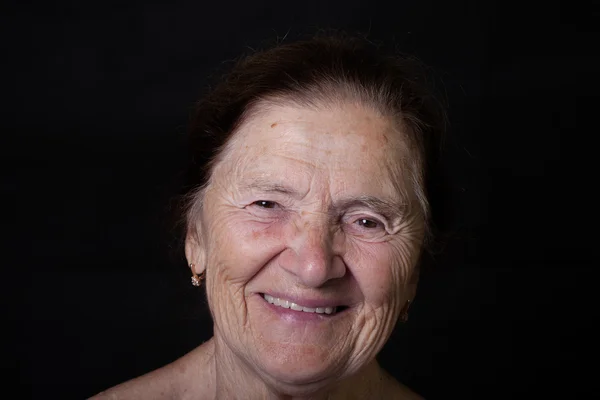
[271,123,277,128]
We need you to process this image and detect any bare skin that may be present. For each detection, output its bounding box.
[91,100,425,400]
[91,339,423,399]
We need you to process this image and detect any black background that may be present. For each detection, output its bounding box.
[4,0,598,399]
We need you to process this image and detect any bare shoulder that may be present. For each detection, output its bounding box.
[380,369,424,400]
[89,363,176,400]
[89,341,214,400]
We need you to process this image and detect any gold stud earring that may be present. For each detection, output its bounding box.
[189,263,205,287]
[399,299,412,323]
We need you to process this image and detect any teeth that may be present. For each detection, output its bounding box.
[263,294,336,315]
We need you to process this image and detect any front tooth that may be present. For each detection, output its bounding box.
[265,295,335,314]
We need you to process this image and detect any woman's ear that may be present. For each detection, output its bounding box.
[185,228,207,276]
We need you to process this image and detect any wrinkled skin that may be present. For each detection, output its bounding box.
[186,100,425,398]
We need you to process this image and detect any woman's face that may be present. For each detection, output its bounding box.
[187,101,425,389]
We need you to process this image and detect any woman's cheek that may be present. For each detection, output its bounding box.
[234,212,287,248]
[344,240,395,301]
[389,240,418,282]
[346,236,416,308]
[209,208,287,279]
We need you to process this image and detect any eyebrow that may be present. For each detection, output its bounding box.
[240,179,407,220]
[239,179,302,196]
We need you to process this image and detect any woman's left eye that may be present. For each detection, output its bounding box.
[345,215,387,239]
[356,218,380,229]
[252,200,278,209]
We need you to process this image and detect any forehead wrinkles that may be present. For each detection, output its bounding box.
[210,103,418,198]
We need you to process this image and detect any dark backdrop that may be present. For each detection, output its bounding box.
[4,0,597,399]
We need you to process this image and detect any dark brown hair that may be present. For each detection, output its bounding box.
[182,32,446,249]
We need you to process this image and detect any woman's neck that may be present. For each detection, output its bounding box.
[182,336,393,400]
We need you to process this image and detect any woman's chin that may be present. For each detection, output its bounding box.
[254,343,344,388]
[238,295,354,386]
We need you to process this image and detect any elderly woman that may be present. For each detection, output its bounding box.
[92,34,443,399]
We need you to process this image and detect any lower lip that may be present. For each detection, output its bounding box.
[257,294,340,323]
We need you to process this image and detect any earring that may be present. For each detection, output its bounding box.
[189,263,205,287]
[399,299,412,323]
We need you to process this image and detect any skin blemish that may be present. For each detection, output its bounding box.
[271,123,277,128]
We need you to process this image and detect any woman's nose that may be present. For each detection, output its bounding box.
[279,221,346,288]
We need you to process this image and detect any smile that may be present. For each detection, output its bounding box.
[262,293,337,315]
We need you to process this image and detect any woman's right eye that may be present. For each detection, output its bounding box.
[252,200,278,209]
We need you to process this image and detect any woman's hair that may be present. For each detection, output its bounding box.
[182,32,446,250]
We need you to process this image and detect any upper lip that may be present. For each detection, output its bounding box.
[260,292,349,309]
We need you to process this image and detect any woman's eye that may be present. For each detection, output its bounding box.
[344,215,387,240]
[253,200,278,209]
[356,218,379,229]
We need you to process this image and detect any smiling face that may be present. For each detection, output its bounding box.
[186,99,426,391]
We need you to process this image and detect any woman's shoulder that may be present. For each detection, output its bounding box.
[379,369,424,400]
[89,341,215,400]
[88,365,175,400]
[386,382,424,400]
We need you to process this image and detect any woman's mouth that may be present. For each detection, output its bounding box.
[261,293,347,315]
